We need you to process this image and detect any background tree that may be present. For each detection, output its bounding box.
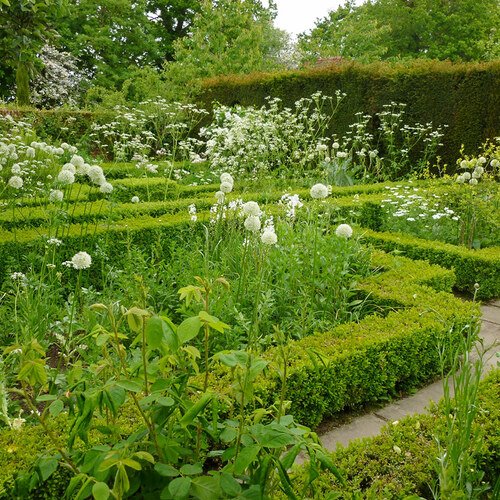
[299,0,500,63]
[0,0,66,104]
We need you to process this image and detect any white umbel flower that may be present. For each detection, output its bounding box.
[261,228,277,245]
[62,163,76,174]
[335,224,353,238]
[71,251,92,270]
[70,155,85,168]
[220,172,234,185]
[8,176,23,189]
[310,183,329,199]
[242,201,261,216]
[131,196,140,203]
[244,215,261,232]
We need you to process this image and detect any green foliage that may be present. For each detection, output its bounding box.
[298,0,500,63]
[198,60,500,168]
[286,369,500,498]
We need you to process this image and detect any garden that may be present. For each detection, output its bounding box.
[0,38,499,500]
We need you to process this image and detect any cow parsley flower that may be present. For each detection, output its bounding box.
[310,183,328,199]
[70,251,92,270]
[335,224,353,238]
[244,215,261,232]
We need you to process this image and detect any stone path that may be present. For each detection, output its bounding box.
[317,300,500,452]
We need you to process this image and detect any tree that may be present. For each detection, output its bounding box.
[165,0,286,90]
[298,0,500,63]
[0,0,66,104]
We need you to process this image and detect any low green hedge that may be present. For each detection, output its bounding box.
[206,250,479,427]
[285,368,500,499]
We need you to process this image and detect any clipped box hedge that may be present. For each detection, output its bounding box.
[198,60,500,169]
[285,368,500,499]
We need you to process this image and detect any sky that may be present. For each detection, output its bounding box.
[273,1,345,36]
[273,1,365,36]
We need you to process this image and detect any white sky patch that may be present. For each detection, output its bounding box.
[272,0,364,36]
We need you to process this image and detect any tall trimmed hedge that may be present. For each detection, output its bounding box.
[198,60,500,168]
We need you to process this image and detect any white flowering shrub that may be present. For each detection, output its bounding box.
[31,45,88,108]
[89,99,208,162]
[200,91,344,176]
[328,102,446,182]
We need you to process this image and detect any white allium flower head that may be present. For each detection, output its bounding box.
[469,178,478,185]
[460,160,468,168]
[215,191,225,203]
[57,169,75,185]
[71,251,92,270]
[478,156,486,164]
[474,166,484,176]
[70,155,85,168]
[62,163,76,174]
[310,183,329,199]
[99,182,113,194]
[242,201,261,217]
[261,228,277,245]
[8,176,23,189]
[491,159,499,168]
[244,215,261,232]
[131,196,140,203]
[220,181,233,193]
[456,175,465,184]
[25,147,35,158]
[462,172,471,180]
[49,189,64,202]
[220,172,234,185]
[335,223,353,238]
[332,142,340,149]
[88,165,104,184]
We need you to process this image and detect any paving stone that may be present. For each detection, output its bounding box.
[481,305,500,324]
[319,414,386,451]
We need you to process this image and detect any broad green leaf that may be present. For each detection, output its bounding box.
[37,457,58,482]
[251,423,295,448]
[179,463,202,476]
[92,481,110,500]
[233,444,260,475]
[145,316,167,348]
[177,316,202,344]
[115,379,142,393]
[48,399,64,417]
[133,451,155,464]
[18,359,47,386]
[220,472,241,496]
[190,476,221,500]
[126,307,149,333]
[179,393,213,428]
[154,463,180,477]
[168,476,191,499]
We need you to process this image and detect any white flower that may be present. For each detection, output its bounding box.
[88,165,105,185]
[242,201,261,217]
[220,181,233,193]
[8,176,23,189]
[462,172,471,180]
[70,251,92,270]
[336,151,348,158]
[215,191,225,203]
[310,183,329,199]
[11,417,26,430]
[335,224,353,238]
[469,178,478,185]
[47,238,62,246]
[188,203,197,215]
[220,172,234,185]
[131,196,140,203]
[70,155,85,168]
[244,215,261,232]
[25,147,35,158]
[456,175,465,184]
[57,169,75,185]
[478,156,486,164]
[49,189,64,202]
[62,163,76,174]
[491,159,499,168]
[474,166,484,176]
[332,142,340,149]
[99,182,113,194]
[460,159,468,168]
[261,228,277,245]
